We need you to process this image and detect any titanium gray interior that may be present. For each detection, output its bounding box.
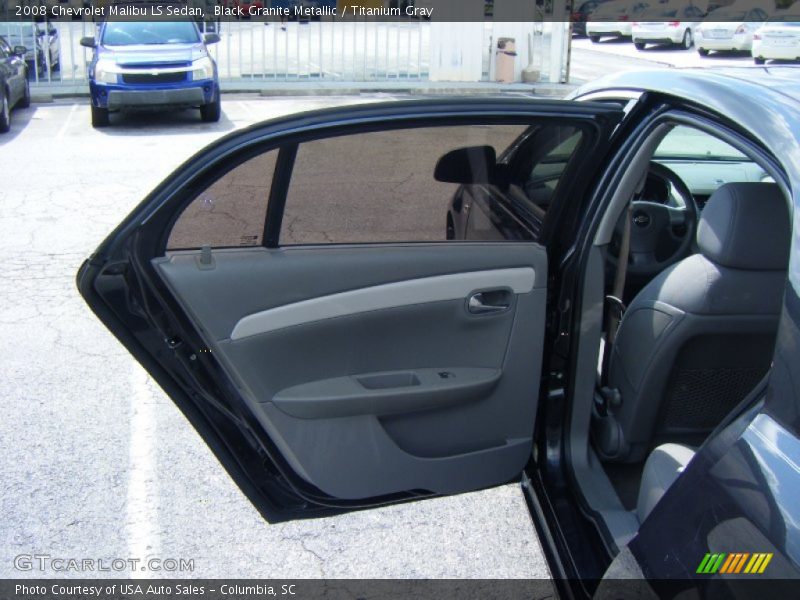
[154,243,547,499]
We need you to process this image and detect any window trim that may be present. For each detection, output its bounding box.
[263,144,297,248]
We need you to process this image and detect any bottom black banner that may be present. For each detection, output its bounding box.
[2,578,799,600]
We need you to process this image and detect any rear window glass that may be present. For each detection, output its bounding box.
[166,150,278,250]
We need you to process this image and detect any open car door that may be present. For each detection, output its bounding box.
[77,99,624,521]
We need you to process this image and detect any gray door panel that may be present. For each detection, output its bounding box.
[154,243,547,499]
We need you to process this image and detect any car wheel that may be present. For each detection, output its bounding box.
[634,41,646,50]
[0,88,10,134]
[18,77,31,109]
[682,29,693,49]
[698,47,709,56]
[754,57,765,65]
[200,94,221,123]
[91,104,109,128]
[589,35,601,43]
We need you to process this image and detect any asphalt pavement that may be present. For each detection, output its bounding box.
[0,95,549,579]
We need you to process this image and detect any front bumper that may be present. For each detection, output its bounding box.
[90,80,217,110]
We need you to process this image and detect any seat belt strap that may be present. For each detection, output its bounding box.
[601,203,633,384]
[609,202,633,344]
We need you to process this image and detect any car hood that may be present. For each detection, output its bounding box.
[98,43,207,65]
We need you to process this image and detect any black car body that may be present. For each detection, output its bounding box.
[0,35,30,133]
[77,67,800,596]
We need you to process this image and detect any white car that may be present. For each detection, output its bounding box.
[632,4,706,50]
[752,15,800,64]
[695,6,768,55]
[586,0,650,41]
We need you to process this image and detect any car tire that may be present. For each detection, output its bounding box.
[634,41,646,50]
[200,94,221,123]
[18,77,31,109]
[0,88,10,134]
[754,57,765,65]
[589,35,601,43]
[698,48,709,56]
[681,29,693,49]
[91,104,109,128]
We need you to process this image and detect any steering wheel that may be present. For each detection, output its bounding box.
[611,161,699,279]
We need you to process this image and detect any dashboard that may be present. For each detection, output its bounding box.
[653,159,771,210]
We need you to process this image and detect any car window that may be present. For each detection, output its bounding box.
[101,21,201,46]
[166,150,278,250]
[521,127,583,213]
[280,125,526,245]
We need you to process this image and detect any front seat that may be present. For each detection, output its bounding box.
[596,182,790,463]
[636,443,696,522]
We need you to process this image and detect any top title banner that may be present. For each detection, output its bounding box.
[4,0,791,23]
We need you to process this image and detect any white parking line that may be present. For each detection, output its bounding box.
[127,367,160,577]
[55,104,78,140]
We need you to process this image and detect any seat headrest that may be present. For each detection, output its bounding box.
[697,182,790,271]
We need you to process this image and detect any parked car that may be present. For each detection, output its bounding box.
[571,0,615,37]
[0,35,30,133]
[2,22,60,77]
[632,3,706,49]
[586,0,650,42]
[79,13,221,128]
[695,5,769,55]
[752,13,800,64]
[78,67,800,595]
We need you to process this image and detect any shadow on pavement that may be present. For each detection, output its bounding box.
[94,107,237,136]
[592,37,631,44]
[0,105,35,146]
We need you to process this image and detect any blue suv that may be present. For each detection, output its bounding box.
[80,15,221,128]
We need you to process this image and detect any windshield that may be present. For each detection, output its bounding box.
[654,126,747,161]
[640,8,678,18]
[101,21,200,46]
[767,15,800,23]
[707,10,747,20]
[594,2,631,15]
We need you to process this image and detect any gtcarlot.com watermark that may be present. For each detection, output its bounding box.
[14,554,194,573]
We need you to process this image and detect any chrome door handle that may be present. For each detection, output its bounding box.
[468,291,511,315]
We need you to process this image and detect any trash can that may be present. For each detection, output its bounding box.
[495,38,517,83]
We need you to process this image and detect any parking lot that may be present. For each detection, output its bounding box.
[0,95,550,578]
[0,26,780,579]
[569,35,759,82]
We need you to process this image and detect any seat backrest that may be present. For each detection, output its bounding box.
[601,183,790,463]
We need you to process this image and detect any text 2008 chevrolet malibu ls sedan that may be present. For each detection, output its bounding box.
[80,15,221,128]
[78,67,800,597]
